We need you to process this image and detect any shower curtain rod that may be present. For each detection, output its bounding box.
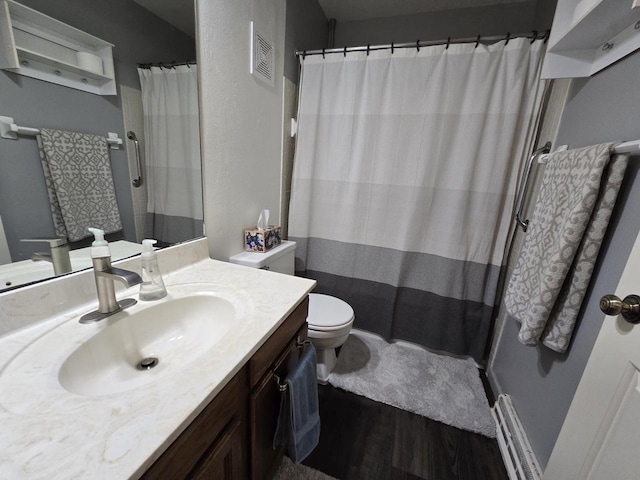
[295,30,549,57]
[137,60,196,69]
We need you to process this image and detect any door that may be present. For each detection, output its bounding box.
[544,231,640,479]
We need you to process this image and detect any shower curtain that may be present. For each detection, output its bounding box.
[289,38,546,362]
[138,65,203,245]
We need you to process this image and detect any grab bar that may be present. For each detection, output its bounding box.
[126,131,142,188]
[515,141,551,232]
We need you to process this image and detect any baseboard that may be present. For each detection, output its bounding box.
[492,394,542,480]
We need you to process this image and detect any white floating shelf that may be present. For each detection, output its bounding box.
[0,0,116,95]
[542,0,640,78]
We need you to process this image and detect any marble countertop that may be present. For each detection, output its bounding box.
[0,255,315,479]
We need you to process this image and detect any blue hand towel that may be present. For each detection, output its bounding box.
[273,343,320,463]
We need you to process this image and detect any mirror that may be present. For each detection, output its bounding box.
[0,0,201,292]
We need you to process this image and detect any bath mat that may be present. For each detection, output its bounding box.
[328,330,496,438]
[273,456,337,480]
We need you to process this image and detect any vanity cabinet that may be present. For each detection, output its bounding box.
[249,297,309,480]
[141,296,310,480]
[140,368,249,480]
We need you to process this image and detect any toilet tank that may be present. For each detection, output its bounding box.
[228,241,296,275]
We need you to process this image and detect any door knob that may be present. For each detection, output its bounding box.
[600,294,640,323]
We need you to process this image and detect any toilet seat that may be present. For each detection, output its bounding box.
[307,293,355,332]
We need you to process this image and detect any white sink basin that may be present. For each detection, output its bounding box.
[0,283,251,411]
[58,294,236,396]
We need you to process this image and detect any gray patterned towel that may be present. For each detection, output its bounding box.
[504,144,628,352]
[37,129,122,242]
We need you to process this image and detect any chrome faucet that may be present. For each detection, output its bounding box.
[80,253,142,324]
[21,237,72,276]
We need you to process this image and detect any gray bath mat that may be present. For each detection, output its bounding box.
[328,330,496,438]
[273,456,337,480]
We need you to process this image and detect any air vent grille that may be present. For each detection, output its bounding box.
[250,22,274,86]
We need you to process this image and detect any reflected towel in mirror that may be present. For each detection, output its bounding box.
[37,129,122,242]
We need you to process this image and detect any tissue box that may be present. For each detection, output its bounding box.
[244,226,282,252]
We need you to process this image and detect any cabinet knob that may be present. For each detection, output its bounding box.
[600,294,640,323]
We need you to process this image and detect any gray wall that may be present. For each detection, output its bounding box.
[284,0,328,81]
[332,1,553,47]
[0,0,195,261]
[489,49,640,468]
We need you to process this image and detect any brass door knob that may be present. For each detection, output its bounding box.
[600,294,640,323]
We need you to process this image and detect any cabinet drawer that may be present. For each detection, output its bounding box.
[248,297,309,388]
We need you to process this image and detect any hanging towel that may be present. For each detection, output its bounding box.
[273,343,320,464]
[504,143,628,352]
[37,129,122,242]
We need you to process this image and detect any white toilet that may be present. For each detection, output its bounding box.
[229,241,354,383]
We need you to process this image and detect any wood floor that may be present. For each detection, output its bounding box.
[303,384,508,480]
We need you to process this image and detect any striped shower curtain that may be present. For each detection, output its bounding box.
[138,65,203,245]
[289,38,546,362]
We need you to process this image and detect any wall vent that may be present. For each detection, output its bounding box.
[492,394,542,480]
[250,22,274,86]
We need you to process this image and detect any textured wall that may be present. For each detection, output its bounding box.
[197,0,286,261]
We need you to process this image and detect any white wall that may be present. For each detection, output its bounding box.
[197,0,286,261]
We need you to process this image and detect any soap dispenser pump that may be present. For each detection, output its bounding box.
[139,239,167,301]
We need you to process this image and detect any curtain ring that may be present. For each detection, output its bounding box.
[530,31,537,43]
[322,48,325,59]
[367,44,370,56]
[391,42,394,54]
[303,50,307,59]
[446,37,451,49]
[475,35,481,48]
[544,29,550,43]
[171,60,176,69]
[416,39,420,52]
[343,46,347,57]
[505,32,511,45]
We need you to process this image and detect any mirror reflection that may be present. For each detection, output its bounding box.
[0,0,202,292]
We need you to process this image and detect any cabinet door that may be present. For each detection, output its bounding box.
[191,419,245,480]
[141,369,248,480]
[250,326,307,480]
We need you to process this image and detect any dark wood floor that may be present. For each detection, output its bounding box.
[303,384,508,480]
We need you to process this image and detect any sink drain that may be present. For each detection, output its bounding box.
[137,357,159,370]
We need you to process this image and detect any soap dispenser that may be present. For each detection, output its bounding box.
[139,239,167,301]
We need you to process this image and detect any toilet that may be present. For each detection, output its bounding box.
[229,241,354,383]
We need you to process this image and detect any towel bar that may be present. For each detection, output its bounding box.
[515,141,551,232]
[0,115,122,149]
[274,339,311,391]
[274,374,288,392]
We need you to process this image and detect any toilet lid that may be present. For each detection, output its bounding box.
[307,293,355,329]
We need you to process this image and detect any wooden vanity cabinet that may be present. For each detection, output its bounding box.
[249,297,309,480]
[141,296,309,480]
[140,367,249,480]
